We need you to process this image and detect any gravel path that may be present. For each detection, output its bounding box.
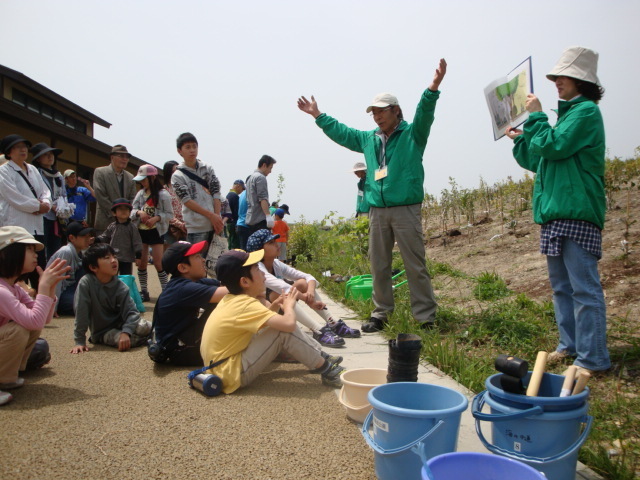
[1,289,375,480]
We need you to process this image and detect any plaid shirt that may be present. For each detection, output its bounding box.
[540,219,602,259]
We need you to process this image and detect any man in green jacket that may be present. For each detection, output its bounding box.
[297,58,446,332]
[506,46,611,373]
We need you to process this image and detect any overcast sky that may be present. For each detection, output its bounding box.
[2,0,639,222]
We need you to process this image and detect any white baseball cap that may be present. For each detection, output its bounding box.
[366,93,399,113]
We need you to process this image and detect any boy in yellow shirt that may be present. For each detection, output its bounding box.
[200,249,345,394]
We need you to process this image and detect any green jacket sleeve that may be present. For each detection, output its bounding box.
[512,135,541,173]
[411,89,440,149]
[315,114,369,153]
[524,106,601,161]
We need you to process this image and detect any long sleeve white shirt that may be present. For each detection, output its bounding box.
[0,160,51,235]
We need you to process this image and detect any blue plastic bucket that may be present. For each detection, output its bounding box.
[362,382,468,480]
[473,372,593,480]
[422,452,546,480]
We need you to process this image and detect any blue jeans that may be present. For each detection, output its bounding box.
[546,238,611,371]
[187,231,213,257]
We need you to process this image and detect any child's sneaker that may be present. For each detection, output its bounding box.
[0,390,13,406]
[313,326,345,348]
[321,351,343,366]
[321,362,346,388]
[330,319,361,338]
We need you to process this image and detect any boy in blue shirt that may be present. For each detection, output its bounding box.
[150,241,228,366]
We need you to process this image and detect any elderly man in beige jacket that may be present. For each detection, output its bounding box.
[93,145,137,233]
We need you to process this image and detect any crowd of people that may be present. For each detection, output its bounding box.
[0,46,612,406]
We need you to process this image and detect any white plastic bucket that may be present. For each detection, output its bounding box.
[339,368,387,423]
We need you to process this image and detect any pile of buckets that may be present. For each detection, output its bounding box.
[340,336,593,480]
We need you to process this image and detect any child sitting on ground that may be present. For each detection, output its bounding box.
[246,229,361,348]
[96,198,142,278]
[151,240,228,366]
[0,226,70,406]
[71,243,151,354]
[46,221,93,316]
[271,208,289,262]
[200,249,345,394]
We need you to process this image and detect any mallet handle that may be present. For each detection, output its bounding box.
[526,351,548,397]
[560,366,578,397]
[572,370,591,395]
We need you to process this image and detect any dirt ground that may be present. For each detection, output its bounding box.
[0,302,375,480]
[424,187,640,345]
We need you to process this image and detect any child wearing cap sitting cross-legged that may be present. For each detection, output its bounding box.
[200,249,346,394]
[71,243,151,354]
[246,229,361,349]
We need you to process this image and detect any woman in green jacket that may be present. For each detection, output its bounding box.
[507,46,611,373]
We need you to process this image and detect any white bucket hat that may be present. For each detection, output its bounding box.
[0,226,44,252]
[546,46,600,86]
[366,93,399,113]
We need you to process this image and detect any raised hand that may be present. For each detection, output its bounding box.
[37,258,71,297]
[525,94,542,113]
[428,58,447,92]
[297,96,321,118]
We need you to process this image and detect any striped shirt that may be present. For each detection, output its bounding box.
[540,219,602,259]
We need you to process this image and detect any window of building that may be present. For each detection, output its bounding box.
[11,88,87,135]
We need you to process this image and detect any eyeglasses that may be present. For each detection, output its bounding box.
[369,106,393,117]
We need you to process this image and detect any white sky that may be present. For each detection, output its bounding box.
[2,0,639,222]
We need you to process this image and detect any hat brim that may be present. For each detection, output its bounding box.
[111,202,132,212]
[185,241,208,257]
[32,147,62,162]
[74,227,95,237]
[366,102,395,113]
[133,175,148,182]
[243,249,264,266]
[16,237,45,252]
[3,138,32,154]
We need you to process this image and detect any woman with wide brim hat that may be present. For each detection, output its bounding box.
[0,135,52,290]
[506,46,611,373]
[30,143,66,262]
[0,226,70,406]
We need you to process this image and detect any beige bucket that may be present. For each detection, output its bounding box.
[339,368,387,423]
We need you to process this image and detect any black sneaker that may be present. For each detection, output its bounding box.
[140,290,150,302]
[321,362,346,388]
[362,317,386,333]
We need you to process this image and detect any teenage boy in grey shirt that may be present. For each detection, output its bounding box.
[171,132,223,245]
[245,155,277,233]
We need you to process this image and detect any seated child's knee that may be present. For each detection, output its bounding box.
[135,319,152,336]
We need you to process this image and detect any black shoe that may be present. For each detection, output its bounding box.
[140,290,150,302]
[419,322,436,330]
[362,317,386,333]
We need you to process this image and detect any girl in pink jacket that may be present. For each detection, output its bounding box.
[0,226,69,405]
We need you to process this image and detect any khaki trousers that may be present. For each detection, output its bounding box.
[240,325,323,388]
[0,322,41,383]
[369,204,437,324]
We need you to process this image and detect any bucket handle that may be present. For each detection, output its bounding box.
[472,390,544,422]
[339,386,370,411]
[475,412,593,464]
[361,410,444,456]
